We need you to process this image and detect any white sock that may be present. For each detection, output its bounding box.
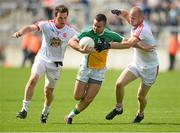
[42,105,50,115]
[22,100,30,112]
[115,103,123,111]
[67,110,76,118]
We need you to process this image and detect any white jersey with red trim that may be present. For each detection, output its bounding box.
[35,20,77,62]
[131,21,159,68]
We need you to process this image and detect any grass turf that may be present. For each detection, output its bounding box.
[0,67,180,132]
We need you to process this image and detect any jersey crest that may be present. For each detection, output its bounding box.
[50,37,62,48]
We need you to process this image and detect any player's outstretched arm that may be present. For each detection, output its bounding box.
[135,42,156,52]
[107,36,156,50]
[110,41,131,49]
[124,36,156,52]
[110,37,140,49]
[12,24,38,38]
[111,9,130,23]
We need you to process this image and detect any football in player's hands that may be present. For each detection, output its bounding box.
[79,37,95,48]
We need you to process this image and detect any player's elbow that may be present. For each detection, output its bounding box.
[126,42,134,48]
[74,95,82,101]
[68,38,74,46]
[127,44,133,48]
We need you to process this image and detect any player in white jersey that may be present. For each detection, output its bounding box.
[12,5,82,123]
[105,7,159,123]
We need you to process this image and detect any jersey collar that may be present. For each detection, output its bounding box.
[133,20,144,30]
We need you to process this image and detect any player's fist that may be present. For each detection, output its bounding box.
[111,9,121,16]
[95,38,111,52]
[79,45,94,54]
[12,32,22,38]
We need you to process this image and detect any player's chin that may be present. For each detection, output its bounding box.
[61,23,65,26]
[130,21,135,26]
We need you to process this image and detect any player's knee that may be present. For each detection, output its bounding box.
[74,94,82,101]
[83,97,93,104]
[74,96,80,101]
[116,82,124,89]
[45,80,56,89]
[74,91,85,100]
[137,95,145,102]
[83,96,94,104]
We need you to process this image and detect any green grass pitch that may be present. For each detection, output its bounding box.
[0,67,180,132]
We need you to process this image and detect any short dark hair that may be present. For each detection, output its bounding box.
[54,5,69,17]
[95,14,107,24]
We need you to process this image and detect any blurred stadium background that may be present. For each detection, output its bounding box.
[0,0,179,71]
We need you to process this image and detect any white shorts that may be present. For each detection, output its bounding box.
[31,56,62,88]
[128,64,159,86]
[76,65,107,83]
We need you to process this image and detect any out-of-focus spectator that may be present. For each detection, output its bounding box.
[42,0,66,19]
[21,32,41,67]
[168,1,179,26]
[21,32,31,67]
[27,32,41,65]
[81,0,91,26]
[168,31,180,71]
[138,0,151,21]
[70,0,91,27]
[26,0,41,16]
[107,13,125,35]
[43,0,54,19]
[0,45,5,65]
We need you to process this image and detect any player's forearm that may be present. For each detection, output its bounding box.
[120,10,130,23]
[110,41,132,49]
[111,9,130,23]
[68,38,81,52]
[135,42,156,52]
[18,25,36,35]
[12,24,38,38]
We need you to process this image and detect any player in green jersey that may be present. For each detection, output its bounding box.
[64,13,154,124]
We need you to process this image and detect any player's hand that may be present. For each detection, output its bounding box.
[95,38,111,52]
[12,32,22,38]
[135,40,157,52]
[111,9,121,16]
[80,45,94,54]
[142,45,156,52]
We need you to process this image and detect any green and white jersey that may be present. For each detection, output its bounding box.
[75,27,124,69]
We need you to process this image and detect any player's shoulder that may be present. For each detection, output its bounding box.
[134,21,152,36]
[141,21,152,32]
[64,24,79,34]
[66,23,77,30]
[35,20,53,31]
[104,27,116,33]
[34,19,51,31]
[77,26,93,36]
[37,20,52,25]
[75,27,93,39]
